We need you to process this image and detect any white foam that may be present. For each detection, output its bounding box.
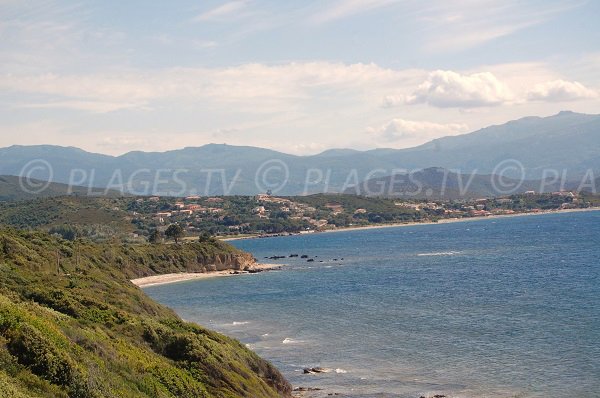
[335,368,348,374]
[417,251,460,257]
[232,321,249,325]
[282,337,303,344]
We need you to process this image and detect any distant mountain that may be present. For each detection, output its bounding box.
[344,167,558,199]
[314,148,361,157]
[0,111,598,196]
[364,110,600,180]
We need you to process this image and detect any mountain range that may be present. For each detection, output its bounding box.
[1,111,598,197]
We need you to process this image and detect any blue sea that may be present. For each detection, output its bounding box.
[144,211,600,398]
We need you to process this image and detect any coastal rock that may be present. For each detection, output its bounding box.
[300,255,309,258]
[307,259,314,262]
[293,387,323,391]
[303,367,329,374]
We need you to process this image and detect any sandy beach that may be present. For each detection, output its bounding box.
[131,263,283,288]
[220,206,600,241]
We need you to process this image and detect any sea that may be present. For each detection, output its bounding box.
[144,211,600,398]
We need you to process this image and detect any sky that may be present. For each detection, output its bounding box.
[0,0,599,156]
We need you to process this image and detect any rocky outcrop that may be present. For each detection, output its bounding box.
[119,241,258,279]
[210,252,256,271]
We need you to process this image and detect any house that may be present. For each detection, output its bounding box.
[395,202,421,210]
[206,197,224,203]
[470,210,491,217]
[552,191,575,197]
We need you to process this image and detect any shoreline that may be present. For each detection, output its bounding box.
[130,263,284,288]
[220,206,600,241]
[135,207,600,287]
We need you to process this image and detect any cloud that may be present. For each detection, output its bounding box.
[418,1,585,53]
[0,62,420,113]
[97,135,152,151]
[194,1,250,22]
[311,0,399,23]
[526,80,597,102]
[367,118,468,142]
[381,95,404,108]
[405,70,513,108]
[16,100,146,113]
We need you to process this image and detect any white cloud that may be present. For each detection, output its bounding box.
[0,62,420,113]
[194,1,250,22]
[311,0,398,23]
[405,70,513,108]
[16,100,146,113]
[418,1,584,53]
[381,95,404,108]
[526,80,597,102]
[367,118,468,142]
[97,135,152,152]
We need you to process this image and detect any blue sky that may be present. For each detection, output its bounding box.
[1,0,599,155]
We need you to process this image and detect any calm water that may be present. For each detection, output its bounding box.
[145,212,600,397]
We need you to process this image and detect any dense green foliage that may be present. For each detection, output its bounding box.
[0,196,132,239]
[0,229,291,397]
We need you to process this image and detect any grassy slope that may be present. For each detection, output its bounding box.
[0,196,133,236]
[0,175,122,202]
[0,229,291,397]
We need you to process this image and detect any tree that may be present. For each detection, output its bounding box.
[49,225,77,241]
[198,231,215,244]
[148,229,161,244]
[165,224,184,244]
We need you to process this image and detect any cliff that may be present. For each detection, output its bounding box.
[0,228,292,397]
[114,239,258,279]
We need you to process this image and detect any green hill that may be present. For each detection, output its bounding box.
[0,229,291,397]
[0,196,134,241]
[0,175,121,202]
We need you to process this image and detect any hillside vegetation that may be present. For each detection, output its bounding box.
[0,229,291,397]
[0,175,121,202]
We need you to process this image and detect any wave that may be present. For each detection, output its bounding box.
[335,368,348,374]
[282,337,304,344]
[232,321,250,325]
[417,251,461,257]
